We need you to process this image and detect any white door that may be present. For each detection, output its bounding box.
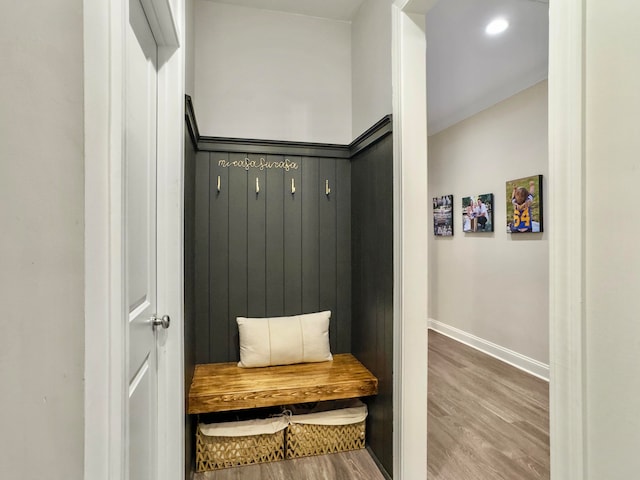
[126,1,163,479]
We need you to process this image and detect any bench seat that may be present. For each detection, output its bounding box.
[188,353,378,414]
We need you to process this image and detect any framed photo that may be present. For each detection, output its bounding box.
[462,193,493,232]
[506,175,543,233]
[433,195,453,236]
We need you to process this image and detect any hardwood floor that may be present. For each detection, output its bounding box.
[428,330,549,480]
[193,330,549,479]
[193,449,386,480]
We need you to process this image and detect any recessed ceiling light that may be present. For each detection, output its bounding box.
[485,17,509,35]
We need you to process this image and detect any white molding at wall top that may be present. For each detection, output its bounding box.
[428,319,549,381]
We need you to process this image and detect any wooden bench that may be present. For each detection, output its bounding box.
[188,353,378,414]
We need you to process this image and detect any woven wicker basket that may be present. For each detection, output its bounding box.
[285,420,366,459]
[195,425,285,471]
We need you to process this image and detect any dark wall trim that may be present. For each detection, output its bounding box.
[185,95,200,150]
[185,95,392,158]
[198,136,350,159]
[350,115,393,157]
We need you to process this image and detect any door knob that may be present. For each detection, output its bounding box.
[151,314,171,329]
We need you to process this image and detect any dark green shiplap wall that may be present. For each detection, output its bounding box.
[194,153,352,363]
[351,133,394,476]
[187,108,393,477]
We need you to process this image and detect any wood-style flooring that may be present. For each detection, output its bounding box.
[428,330,549,480]
[193,449,385,480]
[193,330,549,479]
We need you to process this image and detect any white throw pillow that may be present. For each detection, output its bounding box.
[237,311,333,368]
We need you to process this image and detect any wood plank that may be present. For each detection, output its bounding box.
[265,155,285,317]
[283,156,302,316]
[319,158,337,352]
[210,152,230,363]
[188,354,378,414]
[336,158,351,354]
[301,156,319,313]
[227,153,248,362]
[194,152,210,364]
[246,153,267,318]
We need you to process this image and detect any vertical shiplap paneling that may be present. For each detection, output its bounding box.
[373,142,386,399]
[350,154,363,357]
[353,142,374,456]
[350,133,394,475]
[380,138,395,469]
[336,158,352,354]
[247,153,267,318]
[319,159,338,353]
[209,152,230,363]
[301,157,320,314]
[227,153,248,362]
[353,147,376,370]
[194,151,210,364]
[284,156,303,316]
[198,145,354,363]
[265,155,285,317]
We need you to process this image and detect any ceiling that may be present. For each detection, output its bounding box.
[205,0,549,135]
[426,0,549,134]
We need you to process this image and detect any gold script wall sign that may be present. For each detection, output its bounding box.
[218,157,299,171]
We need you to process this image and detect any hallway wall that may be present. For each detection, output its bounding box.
[428,81,549,366]
[0,1,85,478]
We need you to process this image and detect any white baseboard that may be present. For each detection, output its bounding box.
[428,319,549,381]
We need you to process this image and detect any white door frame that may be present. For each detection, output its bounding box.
[81,0,585,478]
[548,0,586,478]
[391,1,435,479]
[392,0,586,478]
[83,0,185,479]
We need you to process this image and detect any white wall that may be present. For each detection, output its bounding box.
[185,0,196,96]
[352,0,392,138]
[428,81,549,365]
[0,1,85,479]
[194,1,352,143]
[584,2,640,477]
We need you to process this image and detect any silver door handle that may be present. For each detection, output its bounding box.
[151,314,171,329]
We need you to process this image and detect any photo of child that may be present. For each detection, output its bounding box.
[506,175,543,233]
[462,193,493,233]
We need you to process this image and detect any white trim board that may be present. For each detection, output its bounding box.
[428,319,549,382]
[392,3,430,479]
[83,0,185,479]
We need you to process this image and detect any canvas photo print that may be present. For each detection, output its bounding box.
[433,195,453,236]
[462,193,493,233]
[507,175,543,233]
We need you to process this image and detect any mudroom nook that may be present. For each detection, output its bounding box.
[184,100,394,477]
